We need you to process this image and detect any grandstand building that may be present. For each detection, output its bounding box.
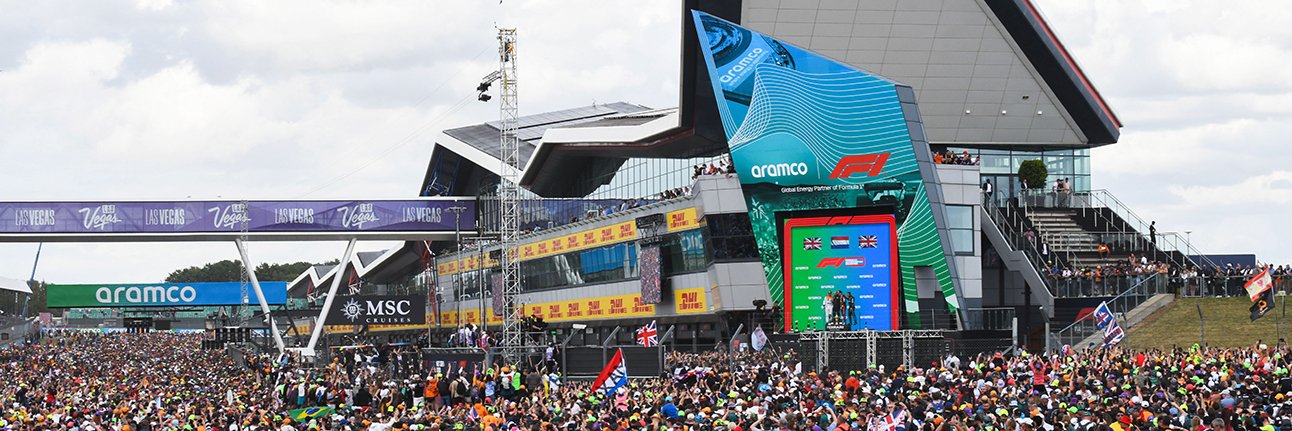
[288,1,1194,352]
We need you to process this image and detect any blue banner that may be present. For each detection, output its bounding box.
[47,282,288,307]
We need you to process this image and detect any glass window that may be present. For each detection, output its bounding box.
[661,229,710,274]
[946,205,974,255]
[706,214,759,261]
[979,153,1012,174]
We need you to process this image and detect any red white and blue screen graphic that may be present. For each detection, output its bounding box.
[783,215,898,331]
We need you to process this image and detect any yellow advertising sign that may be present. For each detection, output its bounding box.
[436,254,498,276]
[666,208,705,232]
[675,287,708,314]
[435,292,658,326]
[437,221,639,275]
[514,220,637,262]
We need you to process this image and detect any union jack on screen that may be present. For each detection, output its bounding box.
[636,320,658,347]
[803,237,822,250]
[859,235,878,248]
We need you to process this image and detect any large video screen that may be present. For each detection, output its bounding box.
[783,215,898,331]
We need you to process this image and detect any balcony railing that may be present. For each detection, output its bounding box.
[1016,189,1216,271]
[1052,273,1163,348]
[961,307,1015,331]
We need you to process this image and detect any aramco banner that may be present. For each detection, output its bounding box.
[0,200,474,234]
[324,295,427,326]
[47,282,288,307]
[693,11,960,331]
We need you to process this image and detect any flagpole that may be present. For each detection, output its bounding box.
[1197,304,1204,347]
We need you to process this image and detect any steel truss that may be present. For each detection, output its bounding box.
[798,329,944,370]
[495,28,524,362]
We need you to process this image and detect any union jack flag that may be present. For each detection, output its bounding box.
[636,320,658,347]
[859,235,878,248]
[803,237,822,250]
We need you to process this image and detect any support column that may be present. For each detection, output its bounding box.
[235,239,286,353]
[307,238,358,354]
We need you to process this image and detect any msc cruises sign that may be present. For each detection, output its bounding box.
[324,295,427,326]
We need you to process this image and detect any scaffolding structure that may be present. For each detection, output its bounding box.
[495,28,524,361]
[799,329,945,370]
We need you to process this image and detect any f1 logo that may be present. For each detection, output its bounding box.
[817,257,866,268]
[828,153,890,179]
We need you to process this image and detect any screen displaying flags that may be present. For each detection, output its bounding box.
[831,237,849,249]
[803,237,821,250]
[858,235,878,248]
[1246,269,1273,301]
[636,320,658,347]
[593,348,628,395]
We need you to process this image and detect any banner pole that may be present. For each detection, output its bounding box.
[307,238,358,355]
[236,238,286,353]
[1196,303,1205,347]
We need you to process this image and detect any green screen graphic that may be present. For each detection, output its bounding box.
[784,215,897,331]
[693,11,961,330]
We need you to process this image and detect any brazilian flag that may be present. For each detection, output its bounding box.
[288,407,333,423]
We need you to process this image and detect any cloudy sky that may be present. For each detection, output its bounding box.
[0,0,1287,285]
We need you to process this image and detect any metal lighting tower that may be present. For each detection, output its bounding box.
[478,28,522,360]
[496,28,523,360]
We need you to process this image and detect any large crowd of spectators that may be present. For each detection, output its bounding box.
[10,329,1292,431]
[936,150,979,166]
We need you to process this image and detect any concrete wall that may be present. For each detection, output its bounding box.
[936,163,983,309]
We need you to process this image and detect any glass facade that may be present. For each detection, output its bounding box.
[946,205,974,255]
[441,227,713,300]
[948,147,1091,207]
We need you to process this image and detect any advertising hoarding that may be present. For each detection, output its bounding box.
[693,11,960,330]
[325,295,427,326]
[0,200,474,235]
[783,215,898,331]
[47,282,288,307]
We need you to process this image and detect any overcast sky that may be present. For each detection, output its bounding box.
[0,0,1287,285]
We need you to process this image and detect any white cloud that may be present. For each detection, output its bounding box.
[1033,0,1292,264]
[0,0,681,282]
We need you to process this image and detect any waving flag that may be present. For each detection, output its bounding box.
[1246,269,1273,301]
[1102,319,1125,347]
[751,325,769,351]
[803,237,821,250]
[593,348,629,395]
[1093,302,1115,329]
[479,332,490,349]
[288,407,333,423]
[1251,286,1275,321]
[636,320,658,347]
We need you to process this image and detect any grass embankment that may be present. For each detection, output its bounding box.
[1123,297,1290,350]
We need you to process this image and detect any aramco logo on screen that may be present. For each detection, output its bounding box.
[96,285,199,304]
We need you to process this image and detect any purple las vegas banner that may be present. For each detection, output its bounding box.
[0,200,475,234]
